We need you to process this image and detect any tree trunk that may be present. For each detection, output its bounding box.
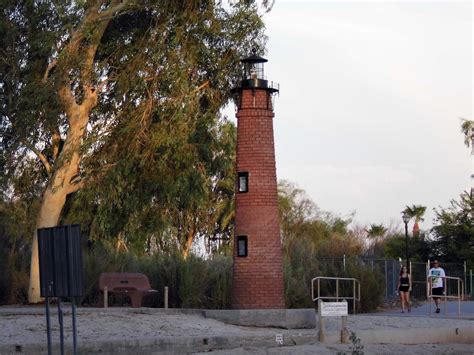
[413,222,420,237]
[27,1,129,303]
[183,229,196,259]
[28,185,68,303]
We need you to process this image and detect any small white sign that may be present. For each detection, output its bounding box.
[320,301,348,317]
[275,334,283,345]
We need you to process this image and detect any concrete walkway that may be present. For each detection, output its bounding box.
[374,300,474,319]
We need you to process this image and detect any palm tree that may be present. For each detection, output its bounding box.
[365,223,387,239]
[403,205,427,236]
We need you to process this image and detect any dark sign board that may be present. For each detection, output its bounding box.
[38,225,84,298]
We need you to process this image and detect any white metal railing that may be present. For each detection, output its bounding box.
[427,275,464,317]
[311,276,361,314]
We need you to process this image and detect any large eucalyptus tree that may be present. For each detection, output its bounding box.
[1,0,268,303]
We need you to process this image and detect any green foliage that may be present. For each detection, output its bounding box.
[430,191,474,268]
[344,260,384,313]
[365,224,387,239]
[348,331,365,355]
[279,181,383,311]
[78,247,233,309]
[1,0,265,260]
[0,200,34,305]
[383,234,432,262]
[403,205,427,223]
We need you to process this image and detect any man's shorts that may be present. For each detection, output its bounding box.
[432,287,444,297]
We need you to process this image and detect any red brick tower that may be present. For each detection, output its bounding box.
[231,53,284,309]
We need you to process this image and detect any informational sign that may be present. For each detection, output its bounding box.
[320,301,348,317]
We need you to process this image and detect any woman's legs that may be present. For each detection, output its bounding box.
[405,291,411,312]
[399,291,405,312]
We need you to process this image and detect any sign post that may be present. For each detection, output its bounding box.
[318,300,349,343]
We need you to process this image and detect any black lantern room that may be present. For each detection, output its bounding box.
[231,50,279,109]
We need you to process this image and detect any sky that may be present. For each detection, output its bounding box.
[226,0,473,232]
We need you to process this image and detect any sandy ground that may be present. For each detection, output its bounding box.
[1,306,473,354]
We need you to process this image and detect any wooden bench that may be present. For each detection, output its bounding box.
[99,272,158,308]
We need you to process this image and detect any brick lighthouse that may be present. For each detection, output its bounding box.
[231,52,285,309]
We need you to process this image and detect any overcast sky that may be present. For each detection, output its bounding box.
[226,0,472,231]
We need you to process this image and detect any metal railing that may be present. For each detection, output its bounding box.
[311,276,361,314]
[427,275,464,317]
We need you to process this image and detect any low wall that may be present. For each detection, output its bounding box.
[202,309,316,329]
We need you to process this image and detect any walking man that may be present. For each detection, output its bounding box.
[427,260,446,313]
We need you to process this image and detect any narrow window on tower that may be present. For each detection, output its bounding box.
[237,235,248,257]
[238,172,249,193]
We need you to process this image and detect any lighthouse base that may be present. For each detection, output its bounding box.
[202,308,316,329]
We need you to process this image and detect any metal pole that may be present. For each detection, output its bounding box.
[164,286,169,309]
[428,276,432,317]
[464,261,467,298]
[318,278,320,302]
[404,222,409,272]
[470,269,473,297]
[336,279,339,302]
[58,298,65,355]
[384,260,388,300]
[393,260,397,298]
[45,296,52,355]
[72,297,78,355]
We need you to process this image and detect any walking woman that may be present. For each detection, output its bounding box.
[397,266,412,313]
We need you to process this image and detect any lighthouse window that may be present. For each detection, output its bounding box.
[238,172,249,193]
[237,236,248,257]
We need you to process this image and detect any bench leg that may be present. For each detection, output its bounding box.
[130,293,142,308]
[104,287,108,308]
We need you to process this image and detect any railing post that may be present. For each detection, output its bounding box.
[445,277,448,317]
[164,286,169,309]
[458,279,461,317]
[470,269,473,297]
[358,282,360,313]
[336,279,339,302]
[318,278,320,302]
[352,280,356,314]
[464,261,467,298]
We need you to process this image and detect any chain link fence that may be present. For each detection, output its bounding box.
[318,257,471,301]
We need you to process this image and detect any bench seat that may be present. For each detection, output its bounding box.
[99,272,157,308]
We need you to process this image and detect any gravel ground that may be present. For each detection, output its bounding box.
[1,306,473,354]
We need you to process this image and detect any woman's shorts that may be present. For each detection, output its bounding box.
[399,285,409,292]
[432,287,444,297]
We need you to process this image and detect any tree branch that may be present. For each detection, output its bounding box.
[21,140,52,177]
[68,175,84,193]
[51,128,62,160]
[96,0,132,22]
[42,59,57,83]
[58,84,78,116]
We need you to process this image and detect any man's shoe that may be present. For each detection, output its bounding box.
[436,308,440,313]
